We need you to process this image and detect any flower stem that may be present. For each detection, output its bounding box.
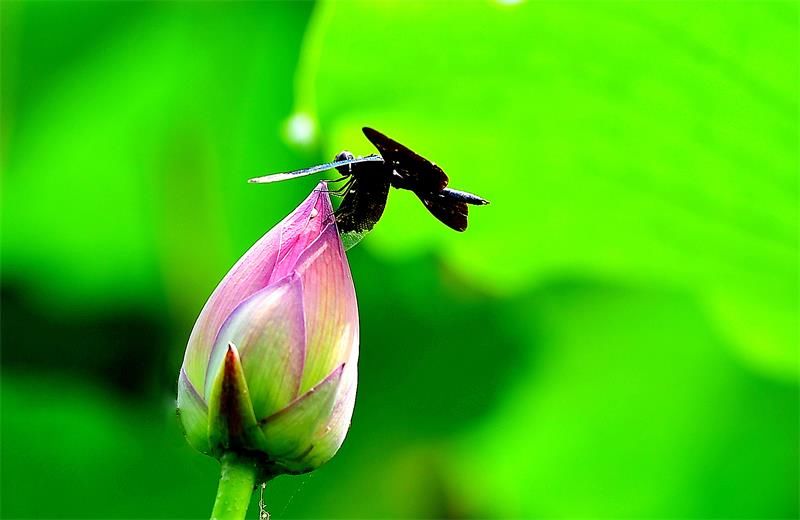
[211,452,258,520]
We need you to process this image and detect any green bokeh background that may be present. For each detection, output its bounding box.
[1,1,798,518]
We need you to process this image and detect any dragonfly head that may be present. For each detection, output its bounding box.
[334,150,354,175]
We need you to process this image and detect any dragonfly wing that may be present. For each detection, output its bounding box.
[415,191,469,232]
[249,155,383,184]
[362,127,448,192]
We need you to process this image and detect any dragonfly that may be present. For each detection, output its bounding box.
[249,127,489,234]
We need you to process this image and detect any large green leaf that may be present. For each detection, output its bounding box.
[294,0,798,379]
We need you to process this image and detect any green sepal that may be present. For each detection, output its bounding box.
[207,342,266,458]
[177,368,211,455]
[259,364,344,473]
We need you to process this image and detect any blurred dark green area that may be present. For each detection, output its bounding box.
[1,0,798,518]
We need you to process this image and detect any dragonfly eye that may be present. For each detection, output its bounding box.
[334,150,355,175]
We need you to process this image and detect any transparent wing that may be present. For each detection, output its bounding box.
[248,155,383,184]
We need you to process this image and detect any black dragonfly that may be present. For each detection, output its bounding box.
[249,127,488,234]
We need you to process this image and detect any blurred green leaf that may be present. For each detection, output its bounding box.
[0,374,219,518]
[454,284,799,518]
[296,0,798,379]
[1,2,314,318]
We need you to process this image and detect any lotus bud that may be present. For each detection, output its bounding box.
[177,183,359,476]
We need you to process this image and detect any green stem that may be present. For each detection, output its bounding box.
[210,452,258,520]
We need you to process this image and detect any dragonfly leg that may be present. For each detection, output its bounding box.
[325,175,350,184]
[320,177,355,197]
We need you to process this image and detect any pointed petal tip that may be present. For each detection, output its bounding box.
[222,342,241,370]
[207,338,264,454]
[221,342,242,388]
[312,184,335,218]
[314,363,345,390]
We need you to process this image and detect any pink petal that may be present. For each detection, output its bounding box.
[204,275,306,419]
[294,222,359,393]
[301,356,358,469]
[182,184,334,393]
[269,191,336,284]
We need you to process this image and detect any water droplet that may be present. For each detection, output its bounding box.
[285,112,316,146]
[310,208,319,219]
